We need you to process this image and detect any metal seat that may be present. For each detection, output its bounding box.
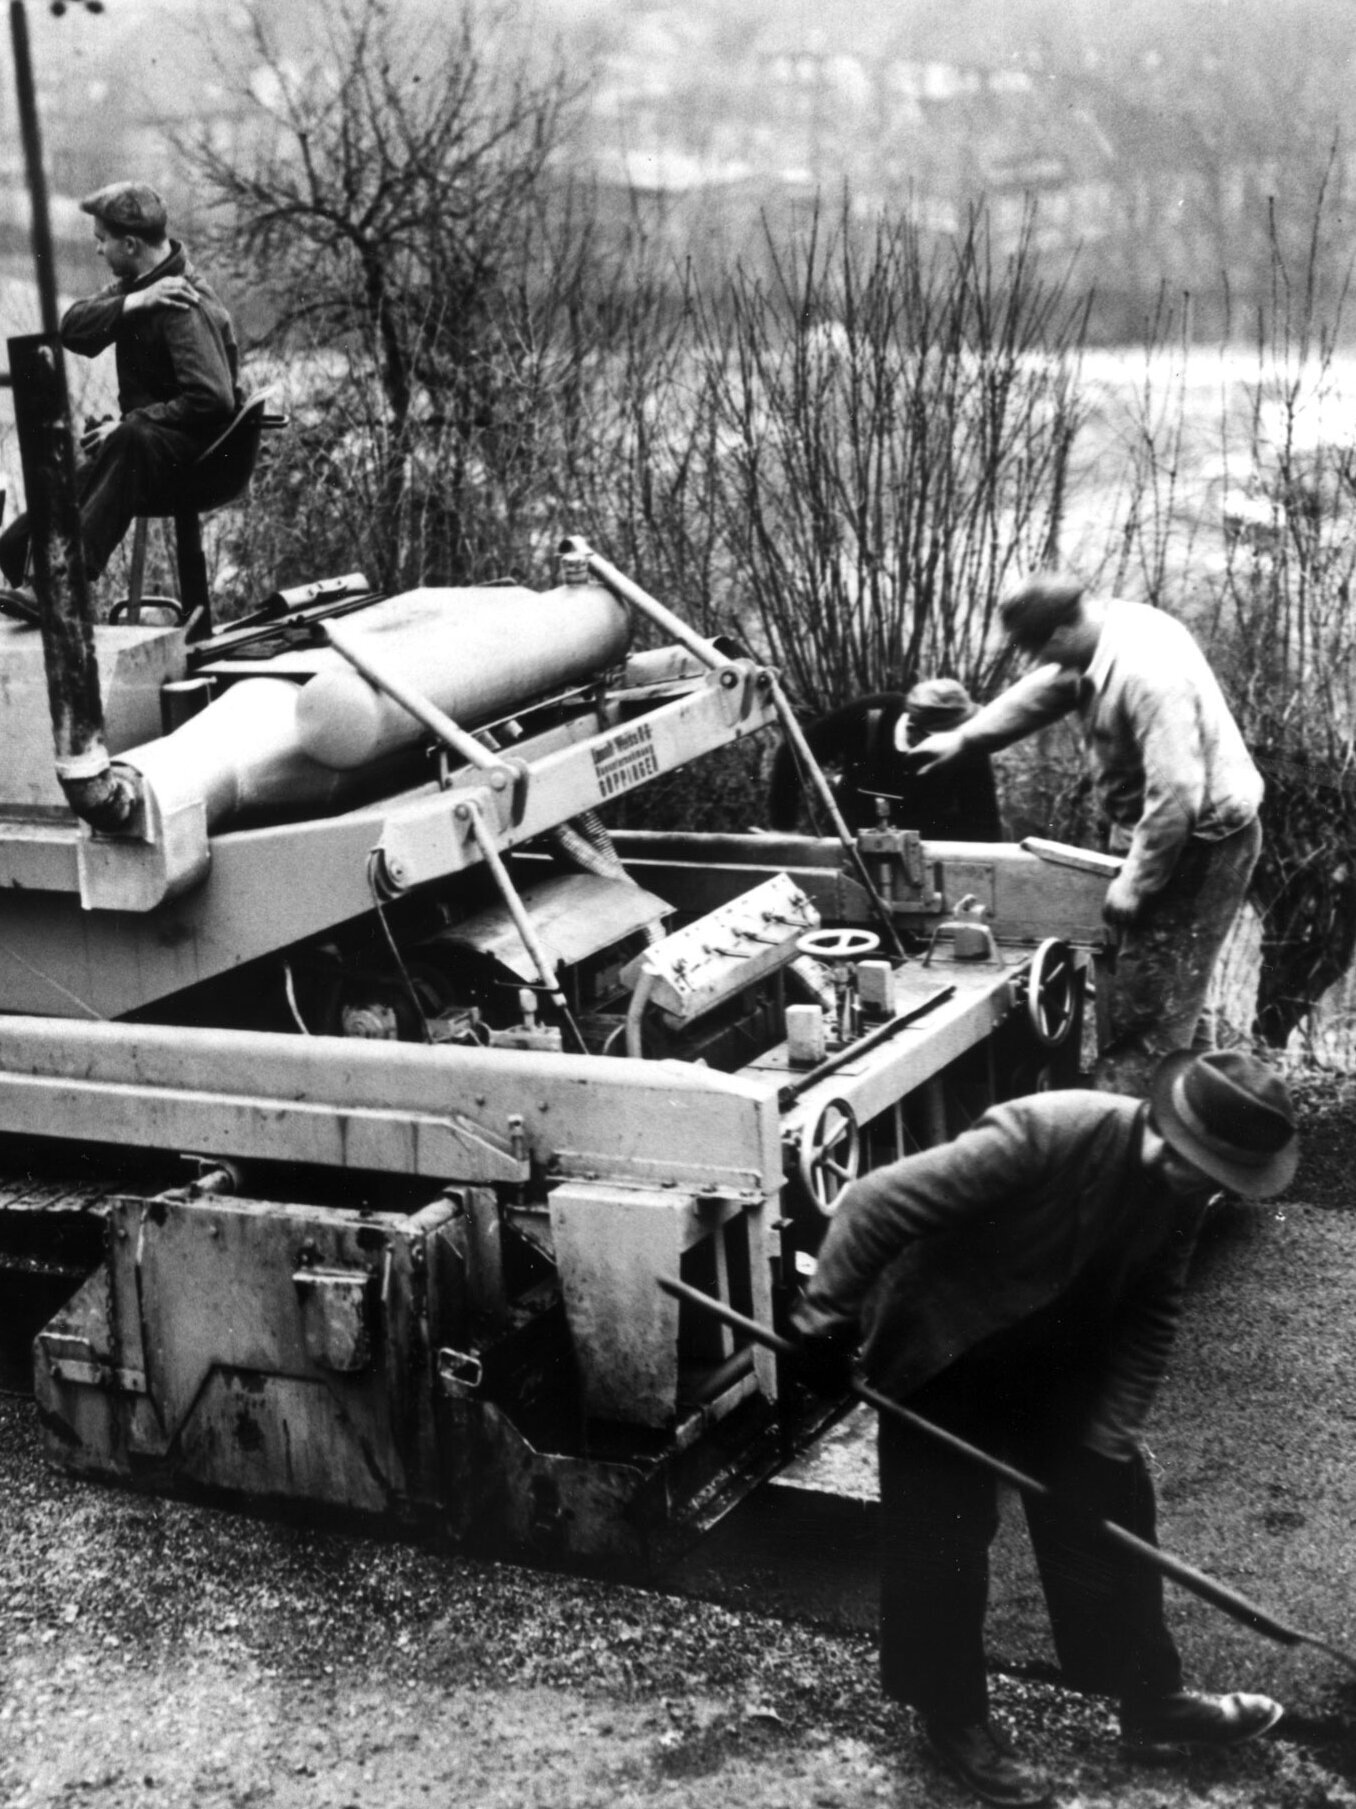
[114,395,274,637]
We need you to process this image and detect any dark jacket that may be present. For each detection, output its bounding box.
[791,1090,1211,1456]
[61,240,240,438]
[768,692,1003,839]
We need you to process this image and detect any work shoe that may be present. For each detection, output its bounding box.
[923,1717,1052,1807]
[1120,1690,1283,1760]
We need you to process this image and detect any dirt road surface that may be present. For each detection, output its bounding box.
[4,1095,1356,1808]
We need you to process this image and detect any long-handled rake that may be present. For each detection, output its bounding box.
[659,1273,1356,1675]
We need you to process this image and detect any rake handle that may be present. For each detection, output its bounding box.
[659,1274,1356,1667]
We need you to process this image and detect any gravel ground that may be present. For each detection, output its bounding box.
[3,1085,1356,1807]
[5,1418,1342,1809]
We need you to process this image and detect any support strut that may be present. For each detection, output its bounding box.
[564,536,907,961]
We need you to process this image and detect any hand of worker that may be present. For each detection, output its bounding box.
[79,418,118,453]
[899,725,966,772]
[124,275,200,315]
[1102,870,1144,927]
[781,1323,858,1395]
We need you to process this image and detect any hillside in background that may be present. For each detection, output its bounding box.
[1,0,1354,337]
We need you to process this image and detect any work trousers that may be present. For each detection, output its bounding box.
[878,1359,1183,1726]
[0,413,211,587]
[1093,816,1263,1097]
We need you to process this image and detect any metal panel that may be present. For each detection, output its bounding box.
[0,819,80,892]
[296,1269,373,1372]
[0,617,186,815]
[599,833,1113,947]
[175,1371,394,1513]
[0,669,781,1016]
[620,872,818,1022]
[0,1017,784,1188]
[35,1193,454,1520]
[436,871,670,981]
[550,1181,690,1425]
[0,1072,527,1182]
[768,963,1020,1137]
[550,1178,778,1429]
[373,667,770,894]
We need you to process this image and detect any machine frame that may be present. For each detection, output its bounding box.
[0,544,1111,1573]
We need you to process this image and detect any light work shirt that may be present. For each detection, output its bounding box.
[960,600,1262,902]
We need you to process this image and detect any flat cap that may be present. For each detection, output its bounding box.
[999,570,1086,652]
[79,181,167,237]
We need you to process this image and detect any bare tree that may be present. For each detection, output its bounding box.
[174,0,584,587]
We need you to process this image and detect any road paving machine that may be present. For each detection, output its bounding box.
[0,537,1113,1572]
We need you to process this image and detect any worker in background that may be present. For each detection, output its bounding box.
[0,180,240,593]
[790,1048,1297,1808]
[767,678,1003,839]
[906,573,1262,1095]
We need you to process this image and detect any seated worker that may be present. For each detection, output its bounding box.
[767,678,1003,838]
[0,180,241,591]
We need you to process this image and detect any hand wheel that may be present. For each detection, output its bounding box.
[798,1097,861,1215]
[795,928,881,962]
[1026,937,1077,1048]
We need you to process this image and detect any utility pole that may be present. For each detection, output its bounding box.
[7,0,136,831]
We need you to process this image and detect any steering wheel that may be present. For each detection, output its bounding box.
[797,1097,861,1215]
[796,928,881,962]
[1026,938,1078,1049]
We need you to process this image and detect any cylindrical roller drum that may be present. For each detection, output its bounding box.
[118,677,368,829]
[295,583,631,771]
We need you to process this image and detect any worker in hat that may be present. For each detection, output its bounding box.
[0,180,241,595]
[903,573,1262,1095]
[789,1047,1298,1807]
[767,677,1003,839]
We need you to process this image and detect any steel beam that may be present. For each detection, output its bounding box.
[0,1017,784,1189]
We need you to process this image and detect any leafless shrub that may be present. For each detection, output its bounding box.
[174,0,586,595]
[676,199,1091,715]
[155,3,1356,1065]
[1109,171,1356,1059]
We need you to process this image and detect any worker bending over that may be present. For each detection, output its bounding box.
[791,1048,1297,1807]
[907,573,1262,1094]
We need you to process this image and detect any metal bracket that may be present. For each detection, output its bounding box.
[437,1346,484,1395]
[448,755,529,833]
[856,825,939,912]
[36,1330,147,1396]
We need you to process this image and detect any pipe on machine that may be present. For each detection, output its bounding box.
[115,582,633,833]
[295,583,631,770]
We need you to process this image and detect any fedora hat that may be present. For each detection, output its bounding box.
[1150,1049,1298,1198]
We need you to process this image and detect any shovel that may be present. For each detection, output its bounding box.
[659,1273,1356,1675]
